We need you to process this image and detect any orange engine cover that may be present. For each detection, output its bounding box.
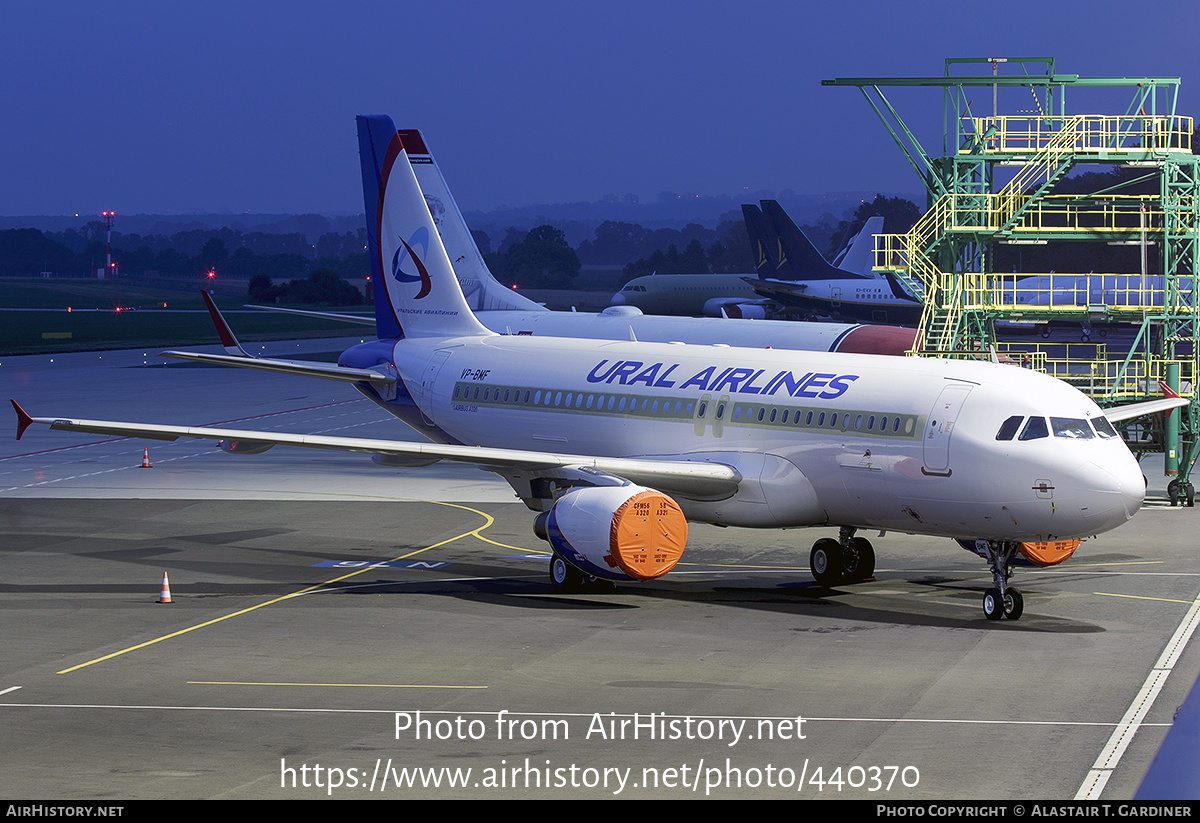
[1018,539,1081,567]
[546,485,687,581]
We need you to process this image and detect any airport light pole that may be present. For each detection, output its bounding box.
[101,211,116,279]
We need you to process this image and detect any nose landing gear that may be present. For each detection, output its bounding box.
[980,540,1023,621]
[1167,479,1195,507]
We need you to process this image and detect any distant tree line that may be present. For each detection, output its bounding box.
[248,270,364,305]
[584,217,755,283]
[0,223,369,283]
[483,225,581,289]
[0,191,932,297]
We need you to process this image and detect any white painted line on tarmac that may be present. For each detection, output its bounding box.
[1075,593,1200,799]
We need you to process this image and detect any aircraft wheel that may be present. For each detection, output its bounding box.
[983,588,1005,621]
[1168,479,1180,506]
[810,539,843,587]
[845,537,875,582]
[550,553,584,593]
[1003,588,1024,620]
[1187,483,1195,508]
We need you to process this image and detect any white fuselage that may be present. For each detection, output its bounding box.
[471,308,914,354]
[388,334,1143,542]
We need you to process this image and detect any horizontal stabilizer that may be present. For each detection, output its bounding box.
[883,272,921,303]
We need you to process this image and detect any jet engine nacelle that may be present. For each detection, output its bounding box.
[701,297,756,318]
[543,485,687,581]
[723,304,767,320]
[218,439,274,455]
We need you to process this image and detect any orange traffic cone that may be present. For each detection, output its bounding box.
[140,448,151,468]
[157,571,172,604]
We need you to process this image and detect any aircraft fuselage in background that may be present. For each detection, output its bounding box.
[610,273,761,317]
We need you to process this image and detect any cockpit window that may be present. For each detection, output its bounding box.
[1092,416,1119,439]
[1051,418,1094,439]
[995,415,1024,441]
[1018,416,1049,441]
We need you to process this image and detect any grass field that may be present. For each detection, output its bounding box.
[0,278,371,354]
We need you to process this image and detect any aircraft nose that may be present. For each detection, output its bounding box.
[1076,458,1145,532]
[610,293,626,306]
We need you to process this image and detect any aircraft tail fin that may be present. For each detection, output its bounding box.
[357,115,490,340]
[397,128,545,313]
[741,204,779,278]
[835,215,884,277]
[761,200,871,282]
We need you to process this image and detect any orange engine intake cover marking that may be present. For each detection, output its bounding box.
[608,490,687,580]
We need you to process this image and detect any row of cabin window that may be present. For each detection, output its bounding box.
[452,383,913,435]
[454,384,694,416]
[730,404,914,434]
[995,415,1120,442]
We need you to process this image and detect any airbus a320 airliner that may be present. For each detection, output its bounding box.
[12,115,1182,621]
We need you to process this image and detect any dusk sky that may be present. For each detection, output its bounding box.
[2,1,1198,218]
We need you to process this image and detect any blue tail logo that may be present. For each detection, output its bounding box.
[391,226,432,299]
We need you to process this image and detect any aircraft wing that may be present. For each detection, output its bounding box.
[156,350,396,387]
[1104,396,1191,423]
[10,402,741,501]
[244,304,377,326]
[159,290,393,387]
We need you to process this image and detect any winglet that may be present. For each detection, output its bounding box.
[11,400,32,440]
[1159,380,1181,418]
[201,290,249,356]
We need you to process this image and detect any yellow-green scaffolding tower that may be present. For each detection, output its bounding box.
[827,58,1199,502]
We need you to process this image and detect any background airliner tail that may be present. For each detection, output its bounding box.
[398,128,546,313]
[742,204,780,278]
[760,200,872,282]
[357,115,489,340]
[833,215,884,277]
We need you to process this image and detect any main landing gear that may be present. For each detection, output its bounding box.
[810,527,876,587]
[548,552,613,593]
[550,552,585,592]
[979,540,1024,621]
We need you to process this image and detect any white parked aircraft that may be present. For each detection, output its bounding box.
[252,122,917,356]
[744,201,923,326]
[610,272,767,318]
[13,116,1182,621]
[609,203,886,320]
